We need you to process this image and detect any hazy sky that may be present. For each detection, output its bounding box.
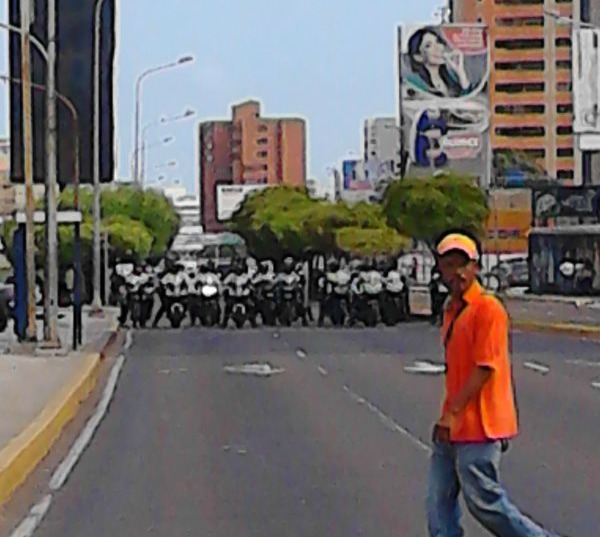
[1,0,442,192]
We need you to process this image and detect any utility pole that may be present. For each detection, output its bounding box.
[44,0,60,346]
[20,0,37,342]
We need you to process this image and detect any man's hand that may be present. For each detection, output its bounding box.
[432,412,454,443]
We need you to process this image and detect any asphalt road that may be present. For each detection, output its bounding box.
[22,323,600,537]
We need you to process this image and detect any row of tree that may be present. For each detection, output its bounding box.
[230,172,490,260]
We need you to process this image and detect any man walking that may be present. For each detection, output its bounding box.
[427,231,563,537]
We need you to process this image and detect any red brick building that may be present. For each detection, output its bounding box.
[199,100,307,232]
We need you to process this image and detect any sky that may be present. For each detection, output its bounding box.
[0,0,442,194]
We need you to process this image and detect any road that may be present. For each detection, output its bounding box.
[20,323,600,537]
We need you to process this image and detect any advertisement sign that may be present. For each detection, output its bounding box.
[572,29,600,141]
[399,24,490,180]
[216,184,271,221]
[342,159,371,191]
[533,186,600,221]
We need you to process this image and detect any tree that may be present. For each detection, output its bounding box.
[335,226,410,258]
[231,186,410,259]
[382,173,489,248]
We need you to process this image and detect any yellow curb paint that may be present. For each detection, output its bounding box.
[0,353,102,507]
[513,320,600,338]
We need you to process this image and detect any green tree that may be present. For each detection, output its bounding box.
[382,173,489,247]
[335,226,410,258]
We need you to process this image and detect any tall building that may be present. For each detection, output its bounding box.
[450,0,599,185]
[199,100,307,232]
[363,118,400,182]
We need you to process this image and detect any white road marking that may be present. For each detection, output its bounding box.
[8,494,52,537]
[566,359,600,368]
[124,330,133,350]
[224,363,285,377]
[523,361,550,375]
[343,385,431,454]
[318,366,328,376]
[296,349,307,359]
[158,369,171,375]
[404,360,446,375]
[178,368,189,373]
[49,354,126,491]
[592,382,600,390]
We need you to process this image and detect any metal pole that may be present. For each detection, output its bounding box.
[92,0,106,310]
[20,1,37,342]
[103,231,110,305]
[43,0,60,346]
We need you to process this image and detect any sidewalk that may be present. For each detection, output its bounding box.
[0,307,119,507]
[409,286,600,335]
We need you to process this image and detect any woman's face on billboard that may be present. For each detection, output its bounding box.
[416,32,446,66]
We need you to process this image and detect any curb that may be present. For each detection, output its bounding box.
[512,320,600,339]
[0,326,119,508]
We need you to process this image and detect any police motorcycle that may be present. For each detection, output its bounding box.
[123,265,154,329]
[222,263,256,329]
[253,261,278,326]
[429,270,449,326]
[318,259,352,327]
[350,260,384,327]
[276,257,303,327]
[190,262,222,327]
[162,264,189,329]
[380,262,410,326]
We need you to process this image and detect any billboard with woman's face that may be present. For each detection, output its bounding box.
[399,25,490,180]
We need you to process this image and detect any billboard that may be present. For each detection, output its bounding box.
[9,0,116,185]
[399,24,490,180]
[216,184,271,221]
[532,185,600,222]
[573,29,600,150]
[342,159,371,191]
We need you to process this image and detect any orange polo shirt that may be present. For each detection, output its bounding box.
[442,281,519,442]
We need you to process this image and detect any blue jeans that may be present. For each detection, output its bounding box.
[427,440,562,537]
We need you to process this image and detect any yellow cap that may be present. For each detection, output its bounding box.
[436,233,479,261]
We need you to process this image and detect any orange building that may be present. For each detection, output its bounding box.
[199,101,307,232]
[451,0,578,184]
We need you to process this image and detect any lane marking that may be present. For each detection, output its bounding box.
[296,349,307,359]
[49,354,126,491]
[343,385,431,454]
[404,360,446,375]
[223,363,285,377]
[523,361,550,375]
[124,330,133,350]
[592,382,600,390]
[318,366,328,377]
[8,494,53,537]
[566,359,600,368]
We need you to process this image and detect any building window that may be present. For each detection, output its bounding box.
[495,0,543,4]
[522,149,545,158]
[557,170,574,180]
[495,38,544,50]
[557,125,573,135]
[496,16,544,26]
[257,151,268,158]
[205,154,214,163]
[556,37,572,48]
[557,103,573,113]
[495,60,544,71]
[257,137,268,145]
[495,126,545,137]
[258,125,269,132]
[557,148,574,157]
[496,82,544,93]
[495,104,545,114]
[557,82,572,91]
[556,60,572,69]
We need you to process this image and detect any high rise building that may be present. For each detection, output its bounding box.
[199,100,307,232]
[450,0,600,185]
[363,117,400,184]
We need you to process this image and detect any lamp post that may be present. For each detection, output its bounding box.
[139,109,194,186]
[132,56,194,185]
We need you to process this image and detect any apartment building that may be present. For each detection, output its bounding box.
[199,101,307,232]
[450,0,599,185]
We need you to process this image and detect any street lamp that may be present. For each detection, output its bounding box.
[132,56,194,185]
[139,108,195,185]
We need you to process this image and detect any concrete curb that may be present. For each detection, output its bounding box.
[512,320,600,339]
[0,324,119,508]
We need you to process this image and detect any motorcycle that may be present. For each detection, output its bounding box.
[254,275,278,326]
[380,272,408,326]
[277,273,300,327]
[164,278,188,329]
[321,270,351,327]
[126,277,153,329]
[353,271,383,327]
[195,275,221,327]
[225,275,254,329]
